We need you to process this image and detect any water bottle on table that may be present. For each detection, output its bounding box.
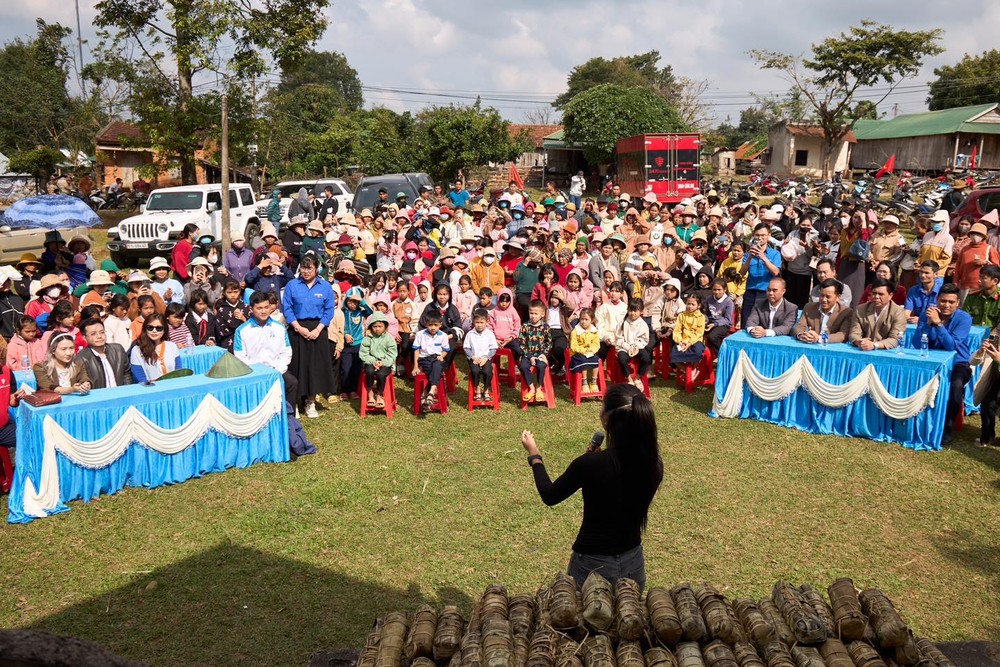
[820,329,828,347]
[920,333,929,357]
[896,331,905,355]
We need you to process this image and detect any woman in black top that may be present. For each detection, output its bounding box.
[522,383,663,589]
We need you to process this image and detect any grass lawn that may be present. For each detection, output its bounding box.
[0,230,997,666]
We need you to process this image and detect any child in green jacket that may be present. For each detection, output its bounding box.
[359,311,398,408]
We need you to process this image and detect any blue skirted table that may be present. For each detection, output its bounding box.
[177,344,227,374]
[710,332,955,451]
[7,364,289,524]
[904,323,987,414]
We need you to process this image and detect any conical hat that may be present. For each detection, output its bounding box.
[205,352,253,379]
[157,368,194,382]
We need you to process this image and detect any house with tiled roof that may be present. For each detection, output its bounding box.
[508,124,562,168]
[94,120,218,189]
[851,103,1000,172]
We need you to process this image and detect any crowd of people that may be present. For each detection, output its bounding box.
[2,177,1000,451]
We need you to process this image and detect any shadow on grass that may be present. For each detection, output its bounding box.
[934,530,1000,641]
[26,542,473,667]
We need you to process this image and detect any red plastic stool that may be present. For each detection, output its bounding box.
[654,338,674,381]
[359,372,396,418]
[955,404,965,432]
[566,350,606,406]
[519,365,556,410]
[493,347,518,387]
[413,373,448,415]
[608,353,651,398]
[676,346,716,394]
[467,363,501,411]
[0,446,12,493]
[444,363,458,393]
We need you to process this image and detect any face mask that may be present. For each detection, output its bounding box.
[513,213,524,220]
[959,225,971,234]
[46,287,62,299]
[483,256,495,265]
[664,237,674,246]
[443,258,454,266]
[932,223,943,233]
[233,241,245,249]
[406,251,417,260]
[971,234,985,244]
[463,242,474,250]
[340,246,353,254]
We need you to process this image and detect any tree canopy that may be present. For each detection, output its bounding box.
[553,51,677,109]
[0,20,74,154]
[751,20,943,176]
[562,84,689,164]
[928,50,1000,110]
[90,0,330,184]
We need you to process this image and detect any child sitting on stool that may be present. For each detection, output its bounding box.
[518,300,551,402]
[412,311,450,410]
[463,308,498,402]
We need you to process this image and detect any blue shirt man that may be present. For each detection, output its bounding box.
[914,284,972,445]
[905,261,944,324]
[447,181,471,209]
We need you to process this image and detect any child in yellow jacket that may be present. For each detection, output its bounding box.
[569,308,601,392]
[671,293,706,364]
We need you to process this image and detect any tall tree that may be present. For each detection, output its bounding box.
[751,21,943,177]
[304,108,417,178]
[0,20,74,153]
[562,84,689,164]
[411,103,531,182]
[553,51,678,109]
[90,0,329,184]
[928,50,1000,110]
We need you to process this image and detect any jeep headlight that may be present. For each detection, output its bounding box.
[158,223,169,234]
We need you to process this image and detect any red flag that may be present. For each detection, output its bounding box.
[508,163,524,191]
[875,153,896,178]
[971,145,978,169]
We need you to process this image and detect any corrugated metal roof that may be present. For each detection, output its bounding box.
[542,128,583,150]
[853,103,1000,140]
[777,123,857,143]
[735,141,766,161]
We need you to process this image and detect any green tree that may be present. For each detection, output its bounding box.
[260,49,363,178]
[90,0,330,184]
[8,147,64,180]
[562,84,689,164]
[553,51,677,109]
[751,21,943,176]
[928,50,1000,110]
[410,103,531,183]
[304,108,417,177]
[0,20,74,153]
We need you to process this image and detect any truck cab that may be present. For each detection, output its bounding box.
[107,183,259,267]
[615,134,701,205]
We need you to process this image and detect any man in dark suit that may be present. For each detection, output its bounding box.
[76,318,133,389]
[745,277,798,338]
[793,279,854,343]
[848,278,907,350]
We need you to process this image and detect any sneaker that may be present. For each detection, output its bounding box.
[304,400,319,419]
[588,381,599,394]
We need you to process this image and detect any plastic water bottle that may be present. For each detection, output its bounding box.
[820,331,828,347]
[920,333,929,357]
[21,355,29,370]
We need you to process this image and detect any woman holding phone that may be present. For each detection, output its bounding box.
[521,384,663,589]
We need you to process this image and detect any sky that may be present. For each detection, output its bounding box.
[3,1,999,125]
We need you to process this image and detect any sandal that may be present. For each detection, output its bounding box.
[375,396,385,408]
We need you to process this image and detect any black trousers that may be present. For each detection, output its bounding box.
[515,293,532,321]
[598,341,614,360]
[548,329,568,373]
[706,325,729,354]
[418,356,444,386]
[946,362,972,432]
[617,348,652,377]
[782,269,812,309]
[504,339,523,361]
[363,364,392,392]
[519,357,547,385]
[340,345,361,394]
[0,420,14,448]
[979,373,1000,444]
[398,332,413,365]
[282,371,299,408]
[468,360,494,389]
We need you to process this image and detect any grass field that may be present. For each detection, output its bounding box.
[0,230,997,666]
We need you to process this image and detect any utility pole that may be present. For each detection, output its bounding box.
[220,94,231,254]
[250,76,259,194]
[74,0,87,96]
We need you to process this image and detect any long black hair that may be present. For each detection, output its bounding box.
[602,383,662,530]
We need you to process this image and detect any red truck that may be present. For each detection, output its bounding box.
[615,133,701,204]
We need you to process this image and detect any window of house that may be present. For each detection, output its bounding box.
[794,150,809,167]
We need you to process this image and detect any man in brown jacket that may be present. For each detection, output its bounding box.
[848,279,907,351]
[793,279,853,343]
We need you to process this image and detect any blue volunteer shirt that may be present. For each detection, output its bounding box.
[905,277,944,322]
[281,277,335,326]
[742,246,782,291]
[914,308,972,364]
[447,189,471,208]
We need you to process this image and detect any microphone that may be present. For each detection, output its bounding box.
[587,432,605,453]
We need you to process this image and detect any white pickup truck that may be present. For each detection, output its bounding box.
[107,183,261,267]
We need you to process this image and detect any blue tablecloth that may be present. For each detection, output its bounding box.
[177,345,227,374]
[7,364,289,524]
[905,323,987,414]
[710,332,954,451]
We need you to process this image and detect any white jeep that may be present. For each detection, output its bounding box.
[255,178,353,224]
[107,183,260,267]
